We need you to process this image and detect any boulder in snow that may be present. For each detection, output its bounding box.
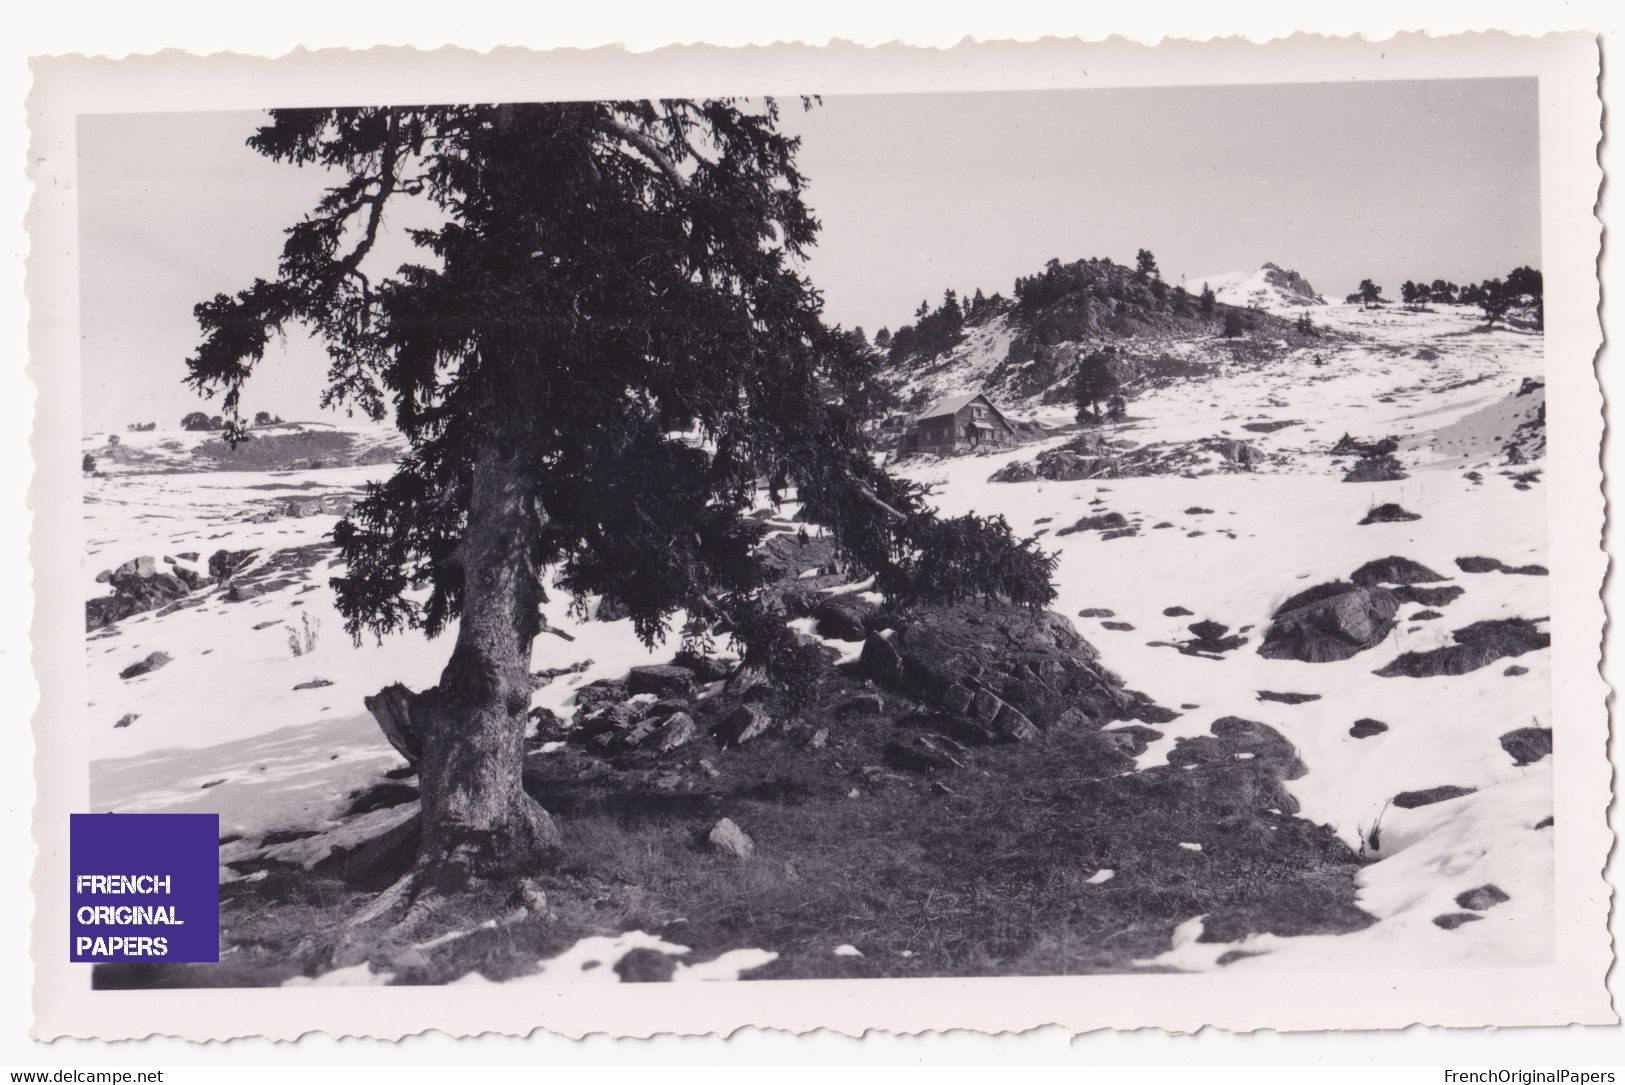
[87,557,196,630]
[1455,555,1548,576]
[1257,582,1399,663]
[207,548,259,580]
[1391,584,1464,608]
[1376,618,1548,678]
[119,651,172,680]
[1499,726,1552,767]
[1359,503,1421,525]
[863,601,1133,733]
[1433,912,1483,931]
[1349,718,1388,739]
[1056,511,1128,536]
[1350,556,1447,587]
[1455,884,1511,911]
[1393,785,1476,809]
[615,947,678,982]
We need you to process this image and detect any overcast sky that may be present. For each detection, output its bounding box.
[76,78,1540,433]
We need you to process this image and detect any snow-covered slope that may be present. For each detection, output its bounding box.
[82,300,1551,977]
[892,302,1550,971]
[1198,262,1327,312]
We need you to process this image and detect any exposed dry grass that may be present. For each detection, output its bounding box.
[100,668,1373,989]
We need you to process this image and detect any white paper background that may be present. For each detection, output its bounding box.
[4,0,1622,1069]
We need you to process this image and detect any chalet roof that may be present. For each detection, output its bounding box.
[916,392,999,422]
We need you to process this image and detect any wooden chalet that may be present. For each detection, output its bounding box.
[901,392,1018,454]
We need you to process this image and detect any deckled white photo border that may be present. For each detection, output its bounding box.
[26,32,1609,1040]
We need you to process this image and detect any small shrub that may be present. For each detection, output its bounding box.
[286,612,321,657]
[1358,800,1392,858]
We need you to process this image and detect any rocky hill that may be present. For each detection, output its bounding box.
[877,256,1326,418]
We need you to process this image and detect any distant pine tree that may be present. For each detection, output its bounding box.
[1135,248,1159,283]
[1477,278,1513,325]
[1506,266,1543,329]
[1073,348,1119,423]
[1200,283,1216,315]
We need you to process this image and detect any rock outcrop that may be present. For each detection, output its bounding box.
[1375,618,1549,678]
[1393,785,1476,809]
[1455,555,1548,577]
[860,602,1134,740]
[1350,556,1447,587]
[706,818,754,860]
[119,651,173,680]
[1257,582,1399,663]
[86,555,208,630]
[1257,263,1325,306]
[1499,726,1552,766]
[1359,503,1421,525]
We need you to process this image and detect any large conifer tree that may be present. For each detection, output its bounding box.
[186,101,1054,903]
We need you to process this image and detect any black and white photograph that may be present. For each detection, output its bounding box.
[23,31,1610,1041]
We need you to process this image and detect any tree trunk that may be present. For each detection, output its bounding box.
[410,433,560,894]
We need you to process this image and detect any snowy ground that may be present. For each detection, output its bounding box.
[83,302,1551,979]
[891,302,1552,970]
